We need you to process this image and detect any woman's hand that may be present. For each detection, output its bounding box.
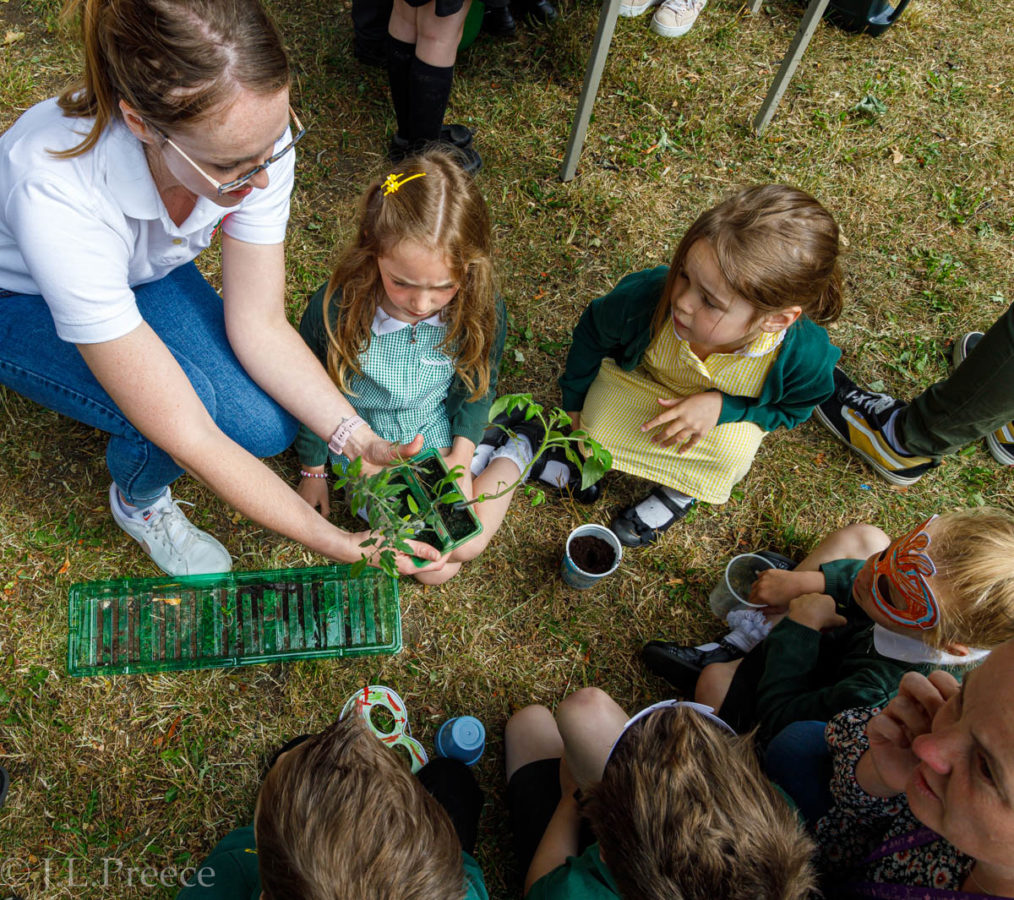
[641,391,722,452]
[296,465,330,516]
[859,669,961,797]
[352,531,447,577]
[787,593,847,632]
[751,568,826,611]
[347,430,425,476]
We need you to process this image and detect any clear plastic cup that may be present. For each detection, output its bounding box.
[708,553,773,618]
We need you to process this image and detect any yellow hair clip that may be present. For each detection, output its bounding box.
[382,172,426,196]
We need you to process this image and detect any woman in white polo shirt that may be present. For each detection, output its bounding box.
[0,0,439,577]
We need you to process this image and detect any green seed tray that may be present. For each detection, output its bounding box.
[67,564,401,677]
[392,448,483,555]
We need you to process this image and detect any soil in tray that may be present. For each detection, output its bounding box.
[412,456,478,543]
[569,536,616,574]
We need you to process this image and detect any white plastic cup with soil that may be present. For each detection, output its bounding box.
[561,524,622,589]
[708,553,773,617]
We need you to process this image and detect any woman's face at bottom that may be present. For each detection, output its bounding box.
[907,640,1014,868]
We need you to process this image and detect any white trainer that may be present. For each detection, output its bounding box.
[109,484,232,576]
[620,0,663,16]
[650,0,707,36]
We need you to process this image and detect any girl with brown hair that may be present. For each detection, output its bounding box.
[0,0,443,578]
[560,184,845,546]
[295,151,538,584]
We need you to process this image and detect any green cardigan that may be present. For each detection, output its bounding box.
[294,283,508,466]
[559,266,841,431]
[750,558,934,744]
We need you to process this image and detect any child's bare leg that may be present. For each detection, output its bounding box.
[412,457,520,583]
[694,659,742,709]
[796,523,890,571]
[505,705,564,779]
[555,688,629,790]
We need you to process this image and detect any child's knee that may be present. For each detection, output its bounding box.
[414,561,462,586]
[834,523,891,558]
[449,532,490,563]
[557,687,619,735]
[505,705,556,748]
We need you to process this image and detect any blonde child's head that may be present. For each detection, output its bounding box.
[255,715,466,900]
[323,150,497,401]
[652,184,843,351]
[856,507,1014,652]
[583,707,817,900]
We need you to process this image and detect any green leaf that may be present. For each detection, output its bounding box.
[350,558,368,578]
[406,495,419,514]
[581,456,608,490]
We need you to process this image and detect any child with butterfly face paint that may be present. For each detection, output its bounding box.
[647,507,1014,747]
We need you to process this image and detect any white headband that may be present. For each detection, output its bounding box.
[605,700,735,766]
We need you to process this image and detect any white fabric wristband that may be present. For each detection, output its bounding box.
[328,416,367,458]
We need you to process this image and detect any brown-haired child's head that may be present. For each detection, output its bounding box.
[254,716,466,900]
[652,184,843,343]
[323,149,497,403]
[583,707,817,900]
[854,507,1014,652]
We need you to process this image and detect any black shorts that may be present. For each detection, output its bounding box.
[507,757,595,876]
[402,0,466,16]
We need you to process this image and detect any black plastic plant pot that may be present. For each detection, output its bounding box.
[389,448,483,556]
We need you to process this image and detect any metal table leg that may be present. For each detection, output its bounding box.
[559,0,622,182]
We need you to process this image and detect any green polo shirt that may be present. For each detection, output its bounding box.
[526,843,620,900]
[176,825,489,899]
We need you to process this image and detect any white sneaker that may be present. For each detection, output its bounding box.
[109,484,232,576]
[650,0,706,36]
[620,0,663,16]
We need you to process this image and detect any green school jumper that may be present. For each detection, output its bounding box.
[175,825,490,899]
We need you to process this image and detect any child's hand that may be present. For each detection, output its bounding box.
[353,531,448,576]
[861,670,960,797]
[642,390,722,452]
[297,466,330,516]
[567,411,581,433]
[786,593,847,632]
[750,568,825,610]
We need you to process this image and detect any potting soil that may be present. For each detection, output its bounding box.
[569,535,616,574]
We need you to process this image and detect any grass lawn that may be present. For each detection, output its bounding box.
[1,0,1013,895]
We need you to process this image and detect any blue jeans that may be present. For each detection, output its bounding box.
[763,720,833,827]
[0,263,298,505]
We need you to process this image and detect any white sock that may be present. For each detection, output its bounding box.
[489,434,533,483]
[630,485,694,528]
[470,442,496,477]
[724,609,773,653]
[537,458,571,489]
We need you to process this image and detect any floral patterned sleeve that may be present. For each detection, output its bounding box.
[825,707,908,819]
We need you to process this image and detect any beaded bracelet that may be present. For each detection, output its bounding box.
[328,415,366,458]
[300,470,328,480]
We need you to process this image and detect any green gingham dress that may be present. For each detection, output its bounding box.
[329,308,453,470]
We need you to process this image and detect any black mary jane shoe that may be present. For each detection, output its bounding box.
[609,487,695,547]
[389,125,475,162]
[641,638,745,694]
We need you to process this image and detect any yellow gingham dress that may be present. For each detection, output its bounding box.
[581,321,784,503]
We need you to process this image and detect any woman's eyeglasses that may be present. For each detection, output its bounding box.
[152,106,306,196]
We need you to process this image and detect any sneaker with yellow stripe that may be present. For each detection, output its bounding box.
[953,332,1014,466]
[814,368,937,486]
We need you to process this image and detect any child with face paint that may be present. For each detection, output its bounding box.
[559,185,844,546]
[644,507,1014,747]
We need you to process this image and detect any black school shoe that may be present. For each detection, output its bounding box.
[610,487,695,547]
[482,3,517,35]
[389,125,475,160]
[389,133,482,175]
[530,445,601,505]
[0,765,9,809]
[641,639,745,694]
[514,0,559,23]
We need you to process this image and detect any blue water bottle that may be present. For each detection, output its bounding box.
[435,716,486,766]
